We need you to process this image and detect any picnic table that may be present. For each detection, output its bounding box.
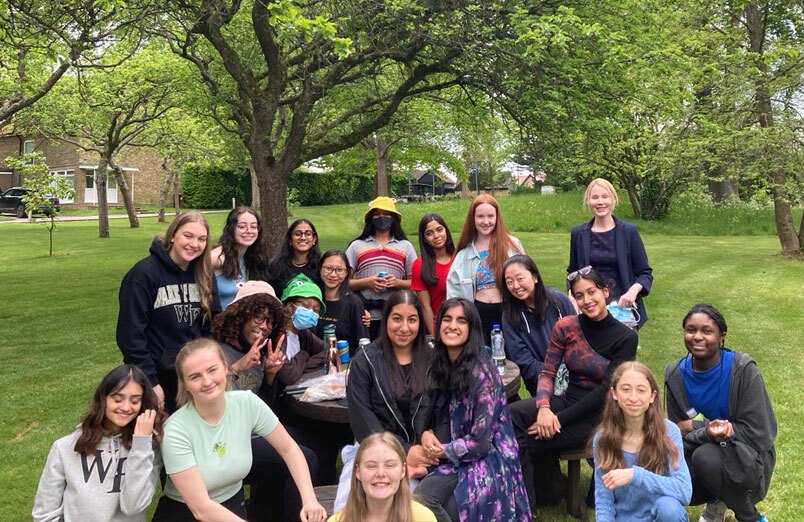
[284,359,522,424]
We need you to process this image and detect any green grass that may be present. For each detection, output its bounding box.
[1,197,801,521]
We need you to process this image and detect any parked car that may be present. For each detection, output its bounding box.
[0,187,61,218]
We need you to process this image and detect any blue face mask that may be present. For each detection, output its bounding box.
[291,305,319,330]
[606,302,638,328]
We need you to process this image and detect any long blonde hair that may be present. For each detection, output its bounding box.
[161,211,214,321]
[174,338,232,407]
[594,361,679,475]
[340,433,414,522]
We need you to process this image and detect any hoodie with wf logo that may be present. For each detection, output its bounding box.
[33,429,160,521]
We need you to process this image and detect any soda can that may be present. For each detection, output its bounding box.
[377,271,388,278]
[337,340,350,364]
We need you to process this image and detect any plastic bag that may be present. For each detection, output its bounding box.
[298,371,347,402]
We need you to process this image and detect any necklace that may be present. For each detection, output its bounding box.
[291,259,307,268]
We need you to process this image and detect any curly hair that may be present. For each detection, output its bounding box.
[211,293,286,350]
[215,206,270,281]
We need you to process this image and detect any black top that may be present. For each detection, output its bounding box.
[268,259,319,296]
[314,293,369,355]
[589,229,622,296]
[579,313,636,359]
[397,363,413,434]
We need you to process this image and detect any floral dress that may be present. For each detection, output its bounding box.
[430,358,532,522]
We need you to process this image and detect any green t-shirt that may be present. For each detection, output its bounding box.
[162,390,278,503]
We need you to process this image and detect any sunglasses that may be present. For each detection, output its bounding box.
[567,266,593,282]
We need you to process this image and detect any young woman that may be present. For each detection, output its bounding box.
[329,432,437,522]
[411,214,455,335]
[568,178,653,328]
[510,267,638,510]
[211,206,270,309]
[268,219,322,295]
[446,194,524,344]
[33,365,166,522]
[346,197,417,340]
[501,254,576,396]
[277,274,327,386]
[593,361,691,521]
[315,248,369,354]
[211,280,320,521]
[416,298,531,522]
[664,304,776,522]
[336,290,436,511]
[153,338,327,522]
[117,210,215,413]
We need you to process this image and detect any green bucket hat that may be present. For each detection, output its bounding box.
[280,274,326,314]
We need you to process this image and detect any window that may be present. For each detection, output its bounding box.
[84,169,94,189]
[22,140,35,155]
[50,169,75,203]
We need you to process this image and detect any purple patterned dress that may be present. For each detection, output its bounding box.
[430,358,532,521]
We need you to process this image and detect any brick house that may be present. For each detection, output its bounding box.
[0,134,171,207]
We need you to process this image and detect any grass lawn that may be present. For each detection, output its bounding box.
[1,193,801,521]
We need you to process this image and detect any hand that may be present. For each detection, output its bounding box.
[134,409,156,437]
[421,430,445,459]
[152,384,165,410]
[677,419,693,435]
[264,334,286,377]
[601,468,634,490]
[408,444,439,469]
[362,309,371,328]
[233,334,267,372]
[618,288,639,309]
[706,419,733,442]
[368,275,386,293]
[299,501,327,522]
[527,407,561,439]
[384,273,397,289]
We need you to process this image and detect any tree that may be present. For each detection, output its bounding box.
[6,153,74,256]
[157,0,519,256]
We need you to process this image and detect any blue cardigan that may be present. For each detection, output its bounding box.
[568,216,653,327]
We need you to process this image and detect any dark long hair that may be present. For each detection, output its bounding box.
[355,209,407,242]
[501,254,557,329]
[216,206,270,281]
[431,298,488,396]
[317,248,353,299]
[380,290,431,397]
[74,365,167,456]
[269,219,321,283]
[417,214,455,287]
[211,293,286,352]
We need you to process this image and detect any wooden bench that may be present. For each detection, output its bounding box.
[314,485,338,516]
[560,447,593,521]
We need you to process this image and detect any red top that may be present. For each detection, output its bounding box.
[411,257,453,329]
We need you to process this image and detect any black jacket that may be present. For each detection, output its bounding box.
[347,341,434,452]
[665,350,777,500]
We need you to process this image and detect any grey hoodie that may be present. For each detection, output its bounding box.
[32,429,160,522]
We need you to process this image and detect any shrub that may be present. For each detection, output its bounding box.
[181,164,251,209]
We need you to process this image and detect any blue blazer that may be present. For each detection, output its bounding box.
[568,216,653,327]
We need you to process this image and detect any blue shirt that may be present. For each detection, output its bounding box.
[679,349,734,421]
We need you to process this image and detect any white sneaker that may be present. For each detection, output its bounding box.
[699,500,727,522]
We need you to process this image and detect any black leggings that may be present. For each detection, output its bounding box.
[474,300,502,347]
[688,443,763,522]
[415,472,459,522]
[153,488,246,521]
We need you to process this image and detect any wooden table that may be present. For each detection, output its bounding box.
[285,359,521,424]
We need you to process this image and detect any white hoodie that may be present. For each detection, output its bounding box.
[32,429,160,522]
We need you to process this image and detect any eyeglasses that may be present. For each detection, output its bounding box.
[321,265,347,276]
[567,266,593,282]
[236,223,259,231]
[252,315,272,326]
[292,230,314,239]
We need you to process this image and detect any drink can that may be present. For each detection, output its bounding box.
[377,271,388,278]
[337,340,350,364]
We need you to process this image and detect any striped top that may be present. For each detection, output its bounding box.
[345,236,417,317]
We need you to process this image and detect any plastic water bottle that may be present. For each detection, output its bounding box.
[490,324,505,376]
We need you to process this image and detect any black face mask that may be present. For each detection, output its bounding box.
[373,216,394,231]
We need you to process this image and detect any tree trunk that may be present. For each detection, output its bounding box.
[619,172,642,220]
[110,157,140,228]
[251,150,289,258]
[374,137,390,197]
[746,0,800,254]
[157,157,172,224]
[173,169,181,214]
[96,157,110,238]
[707,174,740,204]
[249,160,260,208]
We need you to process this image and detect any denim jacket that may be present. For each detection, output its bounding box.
[446,236,524,300]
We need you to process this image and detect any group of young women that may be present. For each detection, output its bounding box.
[33,180,776,522]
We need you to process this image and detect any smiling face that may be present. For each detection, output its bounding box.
[102,380,143,433]
[241,308,272,346]
[611,368,656,419]
[572,278,609,321]
[438,304,469,351]
[320,255,348,291]
[386,303,420,350]
[473,203,497,238]
[355,441,405,502]
[587,184,615,219]
[180,347,228,404]
[423,219,448,250]
[290,222,316,256]
[504,262,537,305]
[683,313,725,369]
[169,221,208,269]
[234,212,259,248]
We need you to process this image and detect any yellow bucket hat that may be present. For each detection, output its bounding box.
[365,196,401,221]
